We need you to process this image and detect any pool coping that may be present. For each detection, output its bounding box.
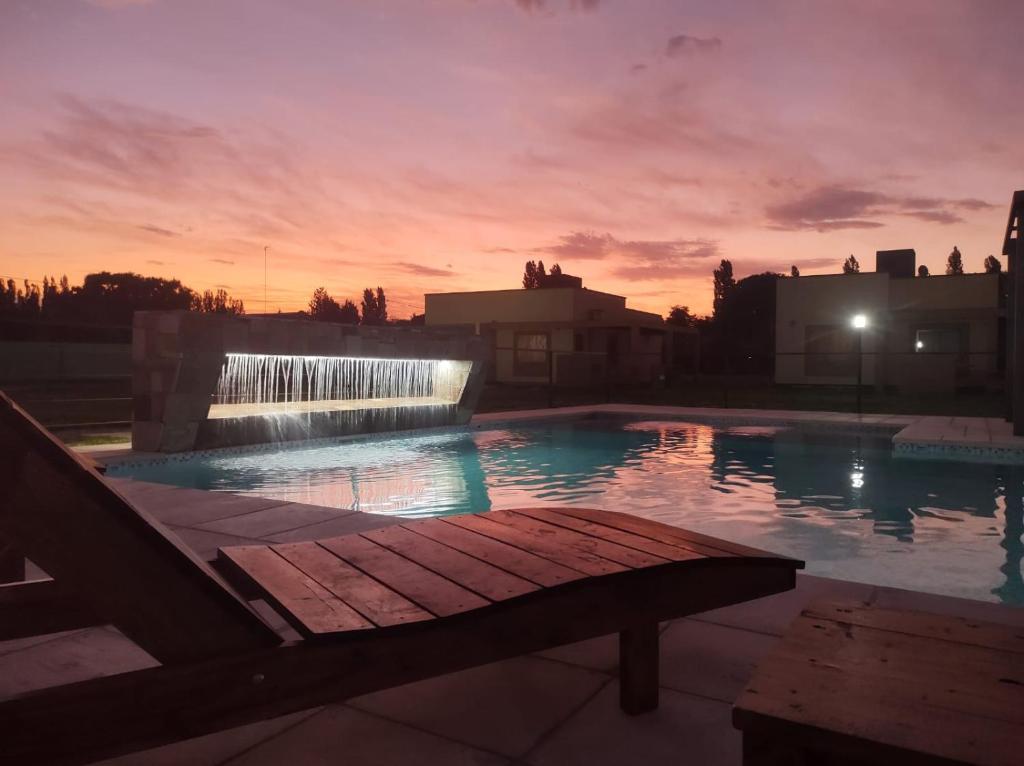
[80,404,1024,466]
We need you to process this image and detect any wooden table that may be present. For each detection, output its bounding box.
[733,601,1024,766]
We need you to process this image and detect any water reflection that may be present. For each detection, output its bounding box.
[111,418,1024,605]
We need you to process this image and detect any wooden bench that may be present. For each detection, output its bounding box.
[0,389,803,765]
[733,601,1024,766]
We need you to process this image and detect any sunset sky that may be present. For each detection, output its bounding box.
[2,0,1022,318]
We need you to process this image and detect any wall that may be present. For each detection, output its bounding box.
[426,289,579,326]
[0,341,130,382]
[775,273,889,385]
[776,272,1001,389]
[132,311,487,452]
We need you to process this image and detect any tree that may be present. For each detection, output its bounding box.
[666,305,696,327]
[790,265,800,278]
[194,288,244,315]
[842,254,860,274]
[946,246,964,275]
[338,299,360,324]
[918,264,930,277]
[550,263,562,277]
[523,261,537,289]
[360,286,388,325]
[984,255,1002,274]
[712,259,736,317]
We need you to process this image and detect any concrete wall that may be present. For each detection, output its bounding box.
[132,311,487,452]
[775,273,889,385]
[0,341,130,382]
[776,272,1001,389]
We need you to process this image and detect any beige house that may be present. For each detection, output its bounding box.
[425,284,694,386]
[776,251,1002,391]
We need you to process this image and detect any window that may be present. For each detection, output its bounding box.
[514,332,549,377]
[915,327,964,354]
[804,325,856,377]
[574,332,585,352]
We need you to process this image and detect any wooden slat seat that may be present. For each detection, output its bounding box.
[219,509,797,641]
[733,601,1024,766]
[0,389,804,766]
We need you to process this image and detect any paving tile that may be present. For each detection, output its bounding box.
[111,479,290,527]
[230,705,509,766]
[195,503,342,538]
[691,574,876,636]
[95,709,322,766]
[526,683,738,766]
[533,633,619,673]
[658,619,778,703]
[0,626,156,697]
[0,628,87,658]
[172,527,266,560]
[264,509,403,542]
[348,656,609,758]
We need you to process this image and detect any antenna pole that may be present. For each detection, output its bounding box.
[264,245,269,313]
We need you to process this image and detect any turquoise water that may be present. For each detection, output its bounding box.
[110,418,1024,606]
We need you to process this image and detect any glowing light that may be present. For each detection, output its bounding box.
[851,314,869,330]
[851,471,864,489]
[915,340,924,350]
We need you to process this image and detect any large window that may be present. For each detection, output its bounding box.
[514,332,549,377]
[804,324,856,377]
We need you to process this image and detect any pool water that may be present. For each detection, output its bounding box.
[110,418,1024,606]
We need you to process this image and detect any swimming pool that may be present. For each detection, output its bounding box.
[109,418,1024,606]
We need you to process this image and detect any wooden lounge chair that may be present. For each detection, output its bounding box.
[0,391,803,765]
[734,601,1024,766]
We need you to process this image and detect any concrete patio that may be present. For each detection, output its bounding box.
[4,477,1022,766]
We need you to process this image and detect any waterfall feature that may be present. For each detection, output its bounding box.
[210,353,472,418]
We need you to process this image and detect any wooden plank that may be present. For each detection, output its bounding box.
[318,534,488,617]
[735,608,1024,766]
[0,555,800,766]
[446,513,626,576]
[218,546,373,637]
[365,525,538,601]
[484,510,669,569]
[0,391,281,663]
[544,506,754,559]
[271,542,433,628]
[803,602,1024,654]
[510,507,705,563]
[412,518,584,587]
[767,617,1024,723]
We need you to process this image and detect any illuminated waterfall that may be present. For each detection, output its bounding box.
[209,353,472,419]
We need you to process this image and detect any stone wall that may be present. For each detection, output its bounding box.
[132,311,487,452]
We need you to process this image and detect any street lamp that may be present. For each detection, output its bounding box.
[850,313,869,414]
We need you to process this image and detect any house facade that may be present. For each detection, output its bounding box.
[425,284,695,386]
[775,251,1002,392]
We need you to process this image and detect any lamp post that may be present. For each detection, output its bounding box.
[851,313,869,415]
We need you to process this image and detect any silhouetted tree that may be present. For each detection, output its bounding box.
[361,286,388,325]
[338,299,360,324]
[712,259,736,317]
[666,305,696,327]
[522,260,550,289]
[408,312,425,326]
[984,255,1002,274]
[842,254,860,274]
[550,263,562,277]
[946,246,964,275]
[790,265,800,277]
[706,272,782,374]
[308,287,357,323]
[918,265,930,277]
[195,288,244,315]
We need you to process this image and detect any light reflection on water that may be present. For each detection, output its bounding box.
[111,419,1024,606]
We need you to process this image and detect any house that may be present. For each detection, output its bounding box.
[424,280,696,386]
[775,250,1002,392]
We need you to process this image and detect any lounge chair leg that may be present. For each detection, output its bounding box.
[619,622,658,714]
